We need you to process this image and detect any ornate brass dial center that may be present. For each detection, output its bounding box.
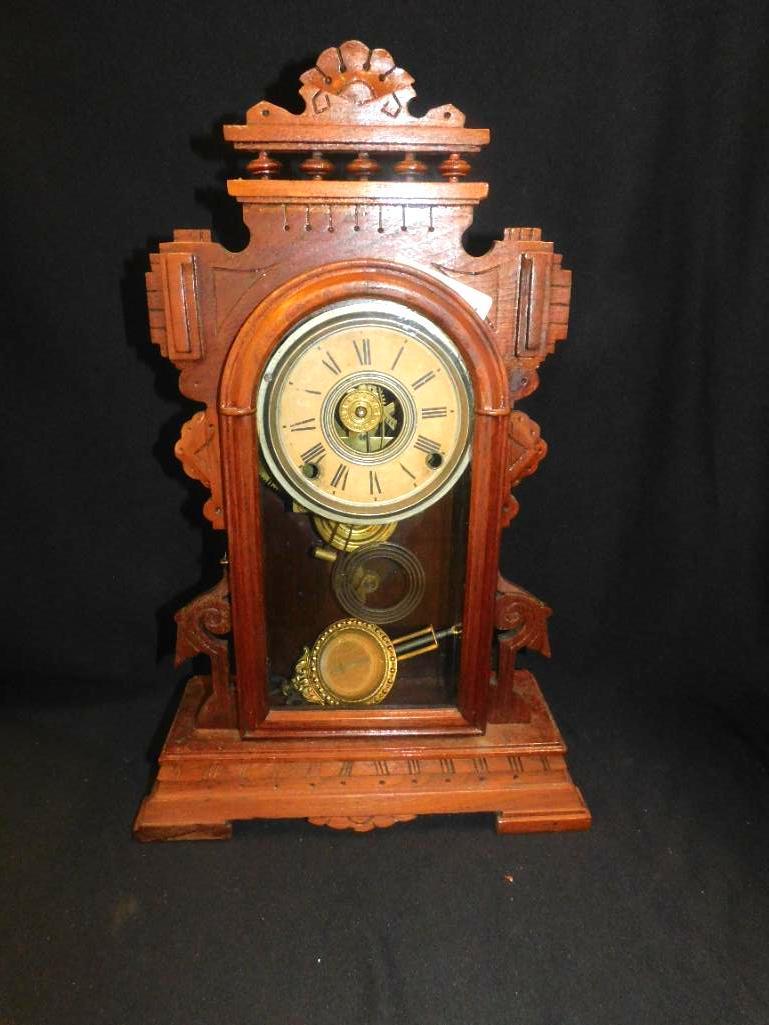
[338,385,384,433]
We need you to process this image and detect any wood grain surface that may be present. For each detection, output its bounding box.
[136,40,585,839]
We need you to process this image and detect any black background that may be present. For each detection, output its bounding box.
[3,1,769,1023]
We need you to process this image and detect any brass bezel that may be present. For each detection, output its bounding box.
[288,618,399,706]
[255,299,474,525]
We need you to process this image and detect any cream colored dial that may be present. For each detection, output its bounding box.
[256,299,473,524]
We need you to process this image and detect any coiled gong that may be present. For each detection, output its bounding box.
[331,542,425,625]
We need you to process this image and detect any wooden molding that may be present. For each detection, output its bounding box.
[216,260,508,735]
[227,179,488,204]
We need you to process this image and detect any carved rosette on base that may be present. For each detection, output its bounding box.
[308,815,417,833]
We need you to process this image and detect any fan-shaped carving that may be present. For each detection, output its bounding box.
[300,41,415,119]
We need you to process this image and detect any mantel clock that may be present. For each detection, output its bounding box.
[134,41,590,839]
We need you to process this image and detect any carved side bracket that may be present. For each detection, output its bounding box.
[174,411,225,530]
[488,575,552,724]
[175,569,235,728]
[501,411,548,527]
[494,574,552,655]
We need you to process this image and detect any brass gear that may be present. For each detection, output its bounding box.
[338,385,385,434]
[312,515,397,552]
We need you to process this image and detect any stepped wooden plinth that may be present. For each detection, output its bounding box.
[134,671,590,840]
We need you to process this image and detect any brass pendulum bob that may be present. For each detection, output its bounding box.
[285,621,462,706]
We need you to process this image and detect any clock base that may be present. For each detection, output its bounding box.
[134,673,590,841]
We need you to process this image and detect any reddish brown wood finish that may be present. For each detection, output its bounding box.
[174,568,235,729]
[218,260,507,736]
[500,411,549,527]
[136,40,587,839]
[488,576,552,724]
[134,672,590,839]
[222,41,488,155]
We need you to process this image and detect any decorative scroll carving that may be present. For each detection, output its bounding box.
[488,576,552,724]
[308,814,417,832]
[495,574,552,655]
[500,411,548,527]
[175,569,235,728]
[174,411,225,530]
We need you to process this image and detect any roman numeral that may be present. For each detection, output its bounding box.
[321,351,341,375]
[304,388,322,395]
[353,338,372,365]
[411,370,436,390]
[330,463,349,490]
[300,442,325,464]
[414,435,441,455]
[422,406,447,418]
[289,417,316,432]
[399,463,416,480]
[390,345,404,371]
[369,470,381,496]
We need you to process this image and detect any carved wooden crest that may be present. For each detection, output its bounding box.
[300,42,414,118]
[224,39,485,154]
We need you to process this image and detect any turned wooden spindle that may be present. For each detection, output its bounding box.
[245,150,282,179]
[346,152,380,180]
[394,151,428,180]
[300,150,334,180]
[438,152,471,182]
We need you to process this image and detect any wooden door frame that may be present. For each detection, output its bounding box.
[218,259,509,738]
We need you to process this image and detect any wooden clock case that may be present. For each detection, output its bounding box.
[134,40,590,840]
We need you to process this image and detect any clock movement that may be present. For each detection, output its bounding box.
[134,40,591,839]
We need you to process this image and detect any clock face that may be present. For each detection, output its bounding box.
[256,299,474,524]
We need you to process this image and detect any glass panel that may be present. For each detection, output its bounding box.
[260,466,471,709]
[255,298,474,714]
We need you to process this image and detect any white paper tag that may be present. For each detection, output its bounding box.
[418,264,494,320]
